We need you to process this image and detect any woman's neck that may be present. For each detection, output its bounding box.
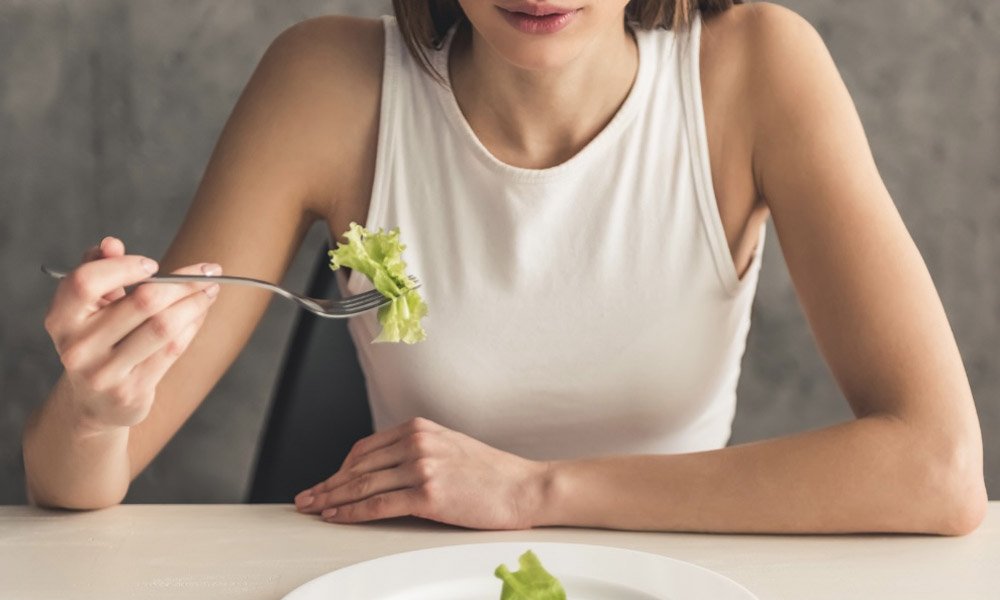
[448,21,638,170]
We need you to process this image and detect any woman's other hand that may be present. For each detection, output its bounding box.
[43,236,222,435]
[294,417,551,530]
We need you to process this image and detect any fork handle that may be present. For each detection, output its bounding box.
[40,265,286,294]
[127,274,275,288]
[135,274,295,300]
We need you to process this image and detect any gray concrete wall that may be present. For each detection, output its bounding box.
[1,0,997,504]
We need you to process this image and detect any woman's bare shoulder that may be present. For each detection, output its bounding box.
[257,15,385,119]
[701,2,840,118]
[265,15,385,81]
[702,2,821,54]
[701,2,852,186]
[246,15,386,218]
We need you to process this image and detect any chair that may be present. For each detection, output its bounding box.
[247,246,373,503]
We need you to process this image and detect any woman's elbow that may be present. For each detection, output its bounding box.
[26,477,128,511]
[930,475,987,536]
[919,435,988,536]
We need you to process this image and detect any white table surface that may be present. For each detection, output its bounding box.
[1,503,998,599]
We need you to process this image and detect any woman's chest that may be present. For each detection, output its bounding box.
[347,258,750,458]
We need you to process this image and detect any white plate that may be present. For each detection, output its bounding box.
[283,541,758,599]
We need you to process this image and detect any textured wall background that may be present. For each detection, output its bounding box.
[1,0,997,504]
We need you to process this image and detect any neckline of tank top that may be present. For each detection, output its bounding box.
[425,19,664,184]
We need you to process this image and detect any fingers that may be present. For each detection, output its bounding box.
[80,262,221,353]
[322,488,430,523]
[300,464,421,515]
[294,418,443,514]
[95,279,219,381]
[294,417,440,507]
[45,237,151,354]
[45,246,220,391]
[307,432,434,502]
[127,310,207,387]
[85,237,128,306]
[340,416,439,471]
[295,440,425,512]
[82,236,125,262]
[53,254,160,320]
[81,238,110,263]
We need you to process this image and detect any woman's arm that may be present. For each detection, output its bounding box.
[534,3,987,535]
[22,16,383,508]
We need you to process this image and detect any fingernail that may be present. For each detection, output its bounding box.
[322,508,338,519]
[204,284,220,298]
[296,493,313,508]
[141,258,158,274]
[201,263,221,276]
[100,236,115,250]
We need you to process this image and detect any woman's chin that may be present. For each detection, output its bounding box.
[488,41,584,71]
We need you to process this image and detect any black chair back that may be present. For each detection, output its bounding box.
[247,247,373,502]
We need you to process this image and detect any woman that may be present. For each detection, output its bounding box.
[24,0,986,534]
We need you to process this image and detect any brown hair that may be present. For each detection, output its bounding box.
[392,0,742,77]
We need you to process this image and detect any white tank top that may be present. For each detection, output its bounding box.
[336,13,766,460]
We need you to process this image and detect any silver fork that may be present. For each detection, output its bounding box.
[40,265,420,319]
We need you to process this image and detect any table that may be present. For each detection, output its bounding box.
[2,503,998,599]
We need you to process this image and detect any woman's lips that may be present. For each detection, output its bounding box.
[497,6,581,34]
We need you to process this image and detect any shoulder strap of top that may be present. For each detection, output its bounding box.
[341,16,403,291]
[367,16,403,228]
[678,12,767,295]
[679,12,740,294]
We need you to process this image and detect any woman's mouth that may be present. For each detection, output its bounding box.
[496,4,581,34]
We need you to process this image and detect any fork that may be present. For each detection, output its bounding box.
[40,264,420,319]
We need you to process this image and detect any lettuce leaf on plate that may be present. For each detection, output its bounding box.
[495,550,566,600]
[328,222,427,344]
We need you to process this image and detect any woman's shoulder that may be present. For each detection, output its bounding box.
[701,2,823,54]
[244,15,387,218]
[262,15,385,90]
[249,15,386,140]
[701,2,840,103]
[701,2,850,150]
[251,15,387,134]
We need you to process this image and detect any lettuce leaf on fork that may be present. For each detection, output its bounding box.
[328,222,427,344]
[495,550,567,600]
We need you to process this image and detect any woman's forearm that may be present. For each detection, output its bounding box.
[22,375,132,509]
[534,415,986,535]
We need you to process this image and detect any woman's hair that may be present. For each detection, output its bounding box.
[392,0,742,76]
